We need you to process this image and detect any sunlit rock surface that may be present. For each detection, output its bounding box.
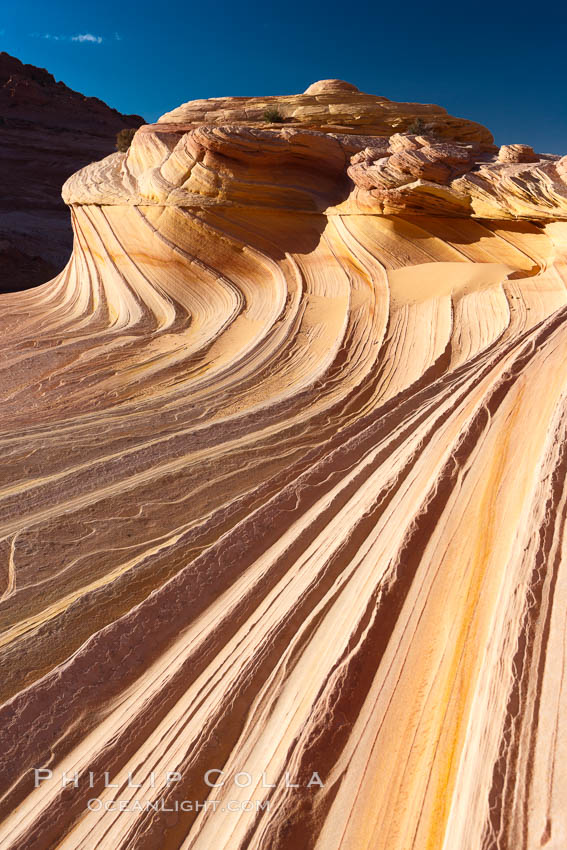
[1,81,567,850]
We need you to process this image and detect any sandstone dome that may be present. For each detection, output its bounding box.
[134,83,496,147]
[303,78,361,94]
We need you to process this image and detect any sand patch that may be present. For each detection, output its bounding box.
[388,261,515,305]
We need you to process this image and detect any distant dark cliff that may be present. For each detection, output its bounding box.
[0,51,144,292]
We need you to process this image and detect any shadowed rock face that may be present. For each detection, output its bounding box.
[1,81,567,850]
[0,51,144,293]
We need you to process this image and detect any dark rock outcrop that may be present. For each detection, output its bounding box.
[0,52,144,292]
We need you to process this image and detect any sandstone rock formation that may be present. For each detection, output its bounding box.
[0,52,144,292]
[345,133,567,219]
[1,80,567,850]
[157,81,494,143]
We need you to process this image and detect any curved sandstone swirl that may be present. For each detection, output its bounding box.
[1,81,567,850]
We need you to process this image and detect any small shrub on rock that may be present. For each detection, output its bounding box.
[116,128,137,152]
[404,118,440,138]
[263,108,285,123]
[405,118,427,135]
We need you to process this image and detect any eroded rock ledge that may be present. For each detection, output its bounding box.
[63,81,567,220]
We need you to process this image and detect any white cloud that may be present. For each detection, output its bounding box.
[71,33,103,44]
[30,33,64,41]
[114,32,122,41]
[29,31,104,44]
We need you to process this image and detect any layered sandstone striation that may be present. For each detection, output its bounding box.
[157,79,494,144]
[0,51,144,292]
[1,81,567,850]
[346,133,567,219]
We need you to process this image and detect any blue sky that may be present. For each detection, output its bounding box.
[2,0,566,153]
